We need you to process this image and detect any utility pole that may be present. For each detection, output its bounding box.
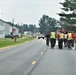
[12,19,14,39]
[21,22,23,38]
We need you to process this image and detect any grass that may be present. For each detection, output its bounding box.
[0,36,35,48]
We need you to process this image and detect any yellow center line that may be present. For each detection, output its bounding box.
[32,61,36,65]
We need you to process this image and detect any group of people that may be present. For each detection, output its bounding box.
[45,30,76,50]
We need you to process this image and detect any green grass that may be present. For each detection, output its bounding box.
[0,36,35,48]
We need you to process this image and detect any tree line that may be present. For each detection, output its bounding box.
[6,14,58,35]
[38,14,58,34]
[6,22,39,34]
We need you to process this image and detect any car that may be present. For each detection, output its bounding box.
[5,35,12,38]
[38,35,44,39]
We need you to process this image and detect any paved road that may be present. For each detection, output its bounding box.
[0,39,76,75]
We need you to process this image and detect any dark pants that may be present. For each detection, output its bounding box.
[67,40,72,49]
[71,39,74,47]
[50,38,56,48]
[75,39,76,50]
[46,39,49,46]
[59,39,63,49]
[64,39,67,47]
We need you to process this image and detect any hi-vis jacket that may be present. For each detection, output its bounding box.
[50,32,56,39]
[59,33,64,39]
[68,33,73,40]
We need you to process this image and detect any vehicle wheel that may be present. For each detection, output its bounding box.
[43,37,44,39]
[38,37,40,39]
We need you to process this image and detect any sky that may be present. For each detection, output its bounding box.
[0,0,64,27]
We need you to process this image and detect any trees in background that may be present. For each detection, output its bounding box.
[58,0,76,32]
[6,14,58,35]
[6,22,38,34]
[39,14,57,34]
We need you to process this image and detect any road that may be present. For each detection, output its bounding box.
[0,39,76,75]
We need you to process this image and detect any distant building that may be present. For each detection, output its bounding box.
[5,22,12,36]
[12,26,19,36]
[0,19,19,38]
[0,19,5,38]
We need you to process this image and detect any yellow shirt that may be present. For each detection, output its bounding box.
[68,33,72,40]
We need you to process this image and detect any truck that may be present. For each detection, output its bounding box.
[38,34,44,39]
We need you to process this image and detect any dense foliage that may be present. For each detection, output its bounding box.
[58,0,76,31]
[6,22,38,34]
[38,14,57,34]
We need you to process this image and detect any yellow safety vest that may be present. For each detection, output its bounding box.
[59,33,64,39]
[68,33,72,40]
[50,32,55,39]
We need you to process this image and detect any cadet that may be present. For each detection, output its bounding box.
[64,32,68,47]
[71,31,74,47]
[58,31,64,49]
[67,31,73,49]
[45,34,50,46]
[73,32,76,50]
[75,39,76,50]
[50,30,56,48]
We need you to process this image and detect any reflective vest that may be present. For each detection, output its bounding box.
[68,33,72,40]
[59,33,64,39]
[50,32,55,39]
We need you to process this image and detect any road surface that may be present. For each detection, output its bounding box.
[0,39,76,75]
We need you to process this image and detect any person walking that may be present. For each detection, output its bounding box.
[50,30,56,49]
[73,32,76,50]
[58,31,64,49]
[71,31,74,47]
[45,34,50,46]
[57,31,60,48]
[67,31,73,49]
[64,32,68,47]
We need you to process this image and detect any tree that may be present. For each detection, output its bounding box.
[33,25,38,33]
[28,24,37,33]
[58,0,76,31]
[23,24,29,31]
[60,0,76,12]
[39,14,57,34]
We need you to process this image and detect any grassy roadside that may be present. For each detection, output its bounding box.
[0,36,35,48]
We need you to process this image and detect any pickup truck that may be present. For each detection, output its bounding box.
[38,35,44,39]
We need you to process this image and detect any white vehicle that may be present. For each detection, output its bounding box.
[38,34,44,39]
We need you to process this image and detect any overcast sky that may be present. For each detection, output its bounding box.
[0,0,64,26]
